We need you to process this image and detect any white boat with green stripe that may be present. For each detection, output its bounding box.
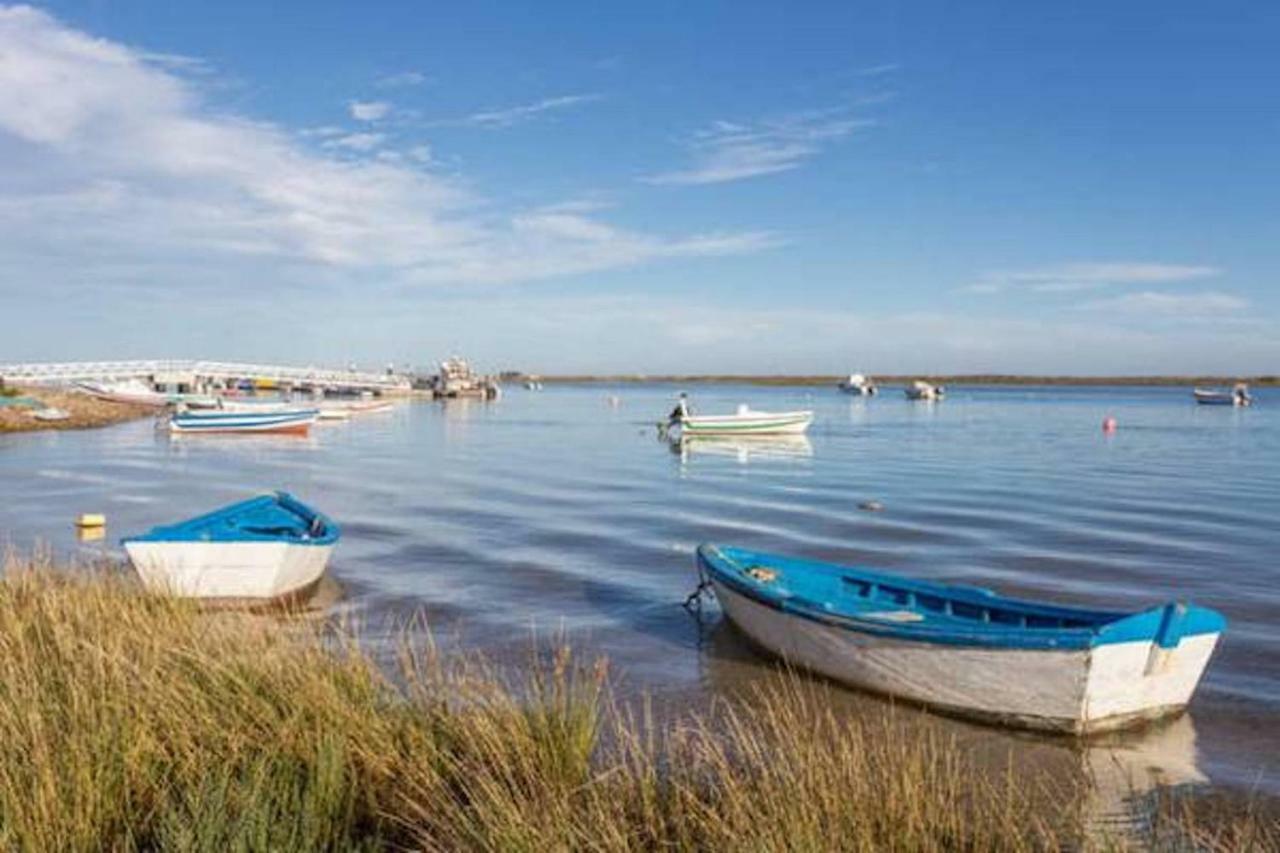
[671,404,813,438]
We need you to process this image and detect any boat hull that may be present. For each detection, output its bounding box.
[125,540,333,600]
[675,411,813,437]
[710,578,1219,733]
[169,411,318,434]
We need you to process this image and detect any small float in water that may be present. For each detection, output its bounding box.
[1193,383,1251,407]
[122,492,339,600]
[667,399,813,439]
[695,544,1224,734]
[168,408,319,435]
[838,373,878,396]
[904,380,945,401]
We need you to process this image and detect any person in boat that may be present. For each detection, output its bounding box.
[669,393,690,425]
[1234,383,1251,405]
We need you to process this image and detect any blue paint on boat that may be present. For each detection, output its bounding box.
[697,545,1225,651]
[123,492,339,546]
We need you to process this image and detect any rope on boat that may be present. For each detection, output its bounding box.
[682,560,714,615]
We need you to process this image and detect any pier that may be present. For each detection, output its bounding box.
[0,359,411,394]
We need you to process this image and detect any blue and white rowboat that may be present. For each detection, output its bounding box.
[123,492,339,600]
[169,408,319,434]
[697,545,1225,734]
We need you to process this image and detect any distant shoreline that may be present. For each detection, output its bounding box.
[539,374,1278,387]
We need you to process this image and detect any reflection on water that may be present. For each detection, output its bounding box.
[0,383,1277,803]
[673,434,814,465]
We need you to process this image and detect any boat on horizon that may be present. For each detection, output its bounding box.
[168,408,319,435]
[1193,384,1251,407]
[904,380,945,401]
[696,544,1224,734]
[123,492,339,600]
[668,402,813,439]
[838,373,878,396]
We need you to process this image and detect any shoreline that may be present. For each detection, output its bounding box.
[0,386,154,434]
[540,374,1278,387]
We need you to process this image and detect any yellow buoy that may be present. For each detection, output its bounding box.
[75,513,106,528]
[76,526,105,542]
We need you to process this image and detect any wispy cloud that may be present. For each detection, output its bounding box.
[324,132,385,151]
[375,71,429,88]
[349,100,391,121]
[855,63,900,77]
[448,94,602,129]
[644,109,873,186]
[0,7,768,291]
[1074,290,1248,316]
[964,262,1222,294]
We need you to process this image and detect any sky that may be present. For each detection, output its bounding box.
[0,1,1277,374]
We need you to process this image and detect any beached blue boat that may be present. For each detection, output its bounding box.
[123,492,339,599]
[697,544,1225,733]
[169,408,319,434]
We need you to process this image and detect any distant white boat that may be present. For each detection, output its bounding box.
[838,373,878,396]
[669,403,813,439]
[1193,384,1251,407]
[317,405,353,421]
[76,379,169,407]
[904,380,945,401]
[30,407,70,422]
[123,492,338,600]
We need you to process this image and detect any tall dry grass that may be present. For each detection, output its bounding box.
[0,554,1272,851]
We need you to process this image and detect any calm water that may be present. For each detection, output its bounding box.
[2,383,1278,807]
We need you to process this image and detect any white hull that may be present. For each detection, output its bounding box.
[674,409,813,438]
[124,540,333,599]
[711,579,1219,733]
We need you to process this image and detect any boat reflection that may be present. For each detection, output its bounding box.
[695,619,1208,845]
[673,434,814,465]
[164,432,321,452]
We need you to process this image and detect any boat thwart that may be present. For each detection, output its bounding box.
[122,492,339,600]
[696,544,1224,734]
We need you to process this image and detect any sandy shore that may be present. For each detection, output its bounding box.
[0,387,155,433]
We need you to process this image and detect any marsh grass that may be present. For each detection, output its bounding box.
[0,554,1272,851]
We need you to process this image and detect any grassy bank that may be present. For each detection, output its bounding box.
[542,374,1278,388]
[0,556,1272,851]
[0,386,152,433]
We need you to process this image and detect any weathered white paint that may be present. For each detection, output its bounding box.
[124,540,333,600]
[710,578,1219,733]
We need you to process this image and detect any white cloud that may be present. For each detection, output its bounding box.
[0,6,768,291]
[1075,290,1249,316]
[325,131,385,151]
[375,71,428,88]
[966,262,1221,294]
[450,94,601,129]
[645,109,872,185]
[407,144,433,163]
[349,100,391,121]
[855,63,900,77]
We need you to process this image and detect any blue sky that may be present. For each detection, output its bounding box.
[1,1,1276,374]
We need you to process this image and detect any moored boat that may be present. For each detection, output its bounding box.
[904,380,945,401]
[123,492,338,600]
[670,404,813,439]
[75,379,170,407]
[169,408,318,434]
[696,544,1224,734]
[1193,384,1251,407]
[838,373,878,396]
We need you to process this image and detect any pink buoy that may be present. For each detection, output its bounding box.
[1102,416,1117,433]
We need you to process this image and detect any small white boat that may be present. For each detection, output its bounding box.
[30,407,70,421]
[169,409,319,435]
[838,373,878,396]
[669,403,813,439]
[1193,384,1251,407]
[698,545,1225,734]
[904,380,945,401]
[123,492,338,600]
[347,399,394,414]
[317,406,353,421]
[76,379,170,407]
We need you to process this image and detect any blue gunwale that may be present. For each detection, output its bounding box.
[122,492,339,546]
[698,544,1224,651]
